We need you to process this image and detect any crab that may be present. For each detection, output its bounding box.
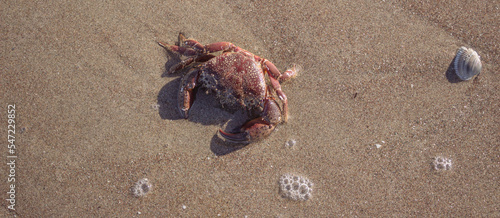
[158,33,299,143]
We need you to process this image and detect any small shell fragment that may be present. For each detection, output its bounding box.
[454,47,482,80]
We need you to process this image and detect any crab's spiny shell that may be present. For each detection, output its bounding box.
[454,47,482,81]
[199,52,267,109]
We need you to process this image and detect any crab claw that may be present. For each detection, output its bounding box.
[219,98,282,143]
[219,118,276,143]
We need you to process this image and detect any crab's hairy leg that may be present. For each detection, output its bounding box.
[172,54,215,74]
[204,42,239,53]
[157,41,198,56]
[178,33,187,44]
[264,61,300,83]
[177,33,205,53]
[178,69,200,119]
[279,64,300,82]
[219,118,271,143]
[194,54,216,62]
[184,40,205,53]
[220,99,281,143]
[167,57,195,74]
[270,77,289,122]
[261,60,286,122]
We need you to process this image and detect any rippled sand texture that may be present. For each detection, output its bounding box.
[1,0,498,217]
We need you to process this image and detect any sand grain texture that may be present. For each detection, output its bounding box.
[1,0,498,217]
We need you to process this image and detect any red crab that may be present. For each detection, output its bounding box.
[158,33,299,143]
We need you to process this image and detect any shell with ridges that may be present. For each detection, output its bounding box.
[454,46,482,80]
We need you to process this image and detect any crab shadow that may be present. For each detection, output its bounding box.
[157,71,251,155]
[157,49,231,124]
[209,135,249,155]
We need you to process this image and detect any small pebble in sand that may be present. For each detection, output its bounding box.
[151,103,160,110]
[432,156,452,171]
[131,178,152,197]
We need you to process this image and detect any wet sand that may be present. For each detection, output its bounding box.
[1,0,498,216]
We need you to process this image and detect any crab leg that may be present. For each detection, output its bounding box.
[178,69,200,118]
[178,33,205,53]
[204,42,239,53]
[262,60,300,122]
[264,61,300,83]
[167,57,195,74]
[165,54,215,74]
[219,98,281,143]
[269,76,289,122]
[158,39,216,74]
[280,65,300,82]
[157,41,198,56]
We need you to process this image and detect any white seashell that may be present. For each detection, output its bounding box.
[454,47,482,80]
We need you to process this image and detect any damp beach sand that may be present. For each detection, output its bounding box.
[1,1,498,217]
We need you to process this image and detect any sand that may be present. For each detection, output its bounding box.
[1,0,498,216]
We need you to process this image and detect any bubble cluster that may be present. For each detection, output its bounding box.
[284,139,296,148]
[279,174,313,201]
[432,156,452,171]
[131,178,152,197]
